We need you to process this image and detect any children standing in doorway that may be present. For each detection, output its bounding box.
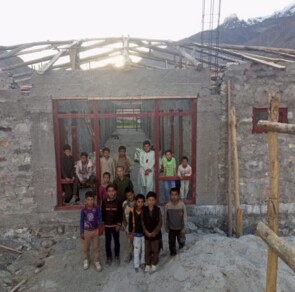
[177,156,192,200]
[122,188,136,263]
[129,194,145,272]
[101,184,123,266]
[80,191,103,271]
[141,191,162,273]
[164,187,187,256]
[162,150,177,202]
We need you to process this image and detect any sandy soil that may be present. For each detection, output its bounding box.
[1,227,295,292]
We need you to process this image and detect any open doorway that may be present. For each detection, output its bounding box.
[53,97,197,209]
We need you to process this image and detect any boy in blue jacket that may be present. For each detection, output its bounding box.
[80,191,103,271]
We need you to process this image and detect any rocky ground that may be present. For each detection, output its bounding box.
[0,225,295,292]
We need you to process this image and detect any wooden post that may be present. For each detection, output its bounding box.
[266,92,280,292]
[230,106,243,237]
[227,80,233,237]
[257,120,295,135]
[257,221,295,273]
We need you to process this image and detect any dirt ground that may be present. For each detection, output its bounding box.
[1,226,295,292]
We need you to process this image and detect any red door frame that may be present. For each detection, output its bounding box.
[53,97,198,210]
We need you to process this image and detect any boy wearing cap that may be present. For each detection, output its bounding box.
[138,140,155,195]
[141,191,162,273]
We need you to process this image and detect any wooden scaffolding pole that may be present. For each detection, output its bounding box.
[257,120,295,135]
[265,92,280,292]
[227,80,233,236]
[230,106,243,238]
[257,221,295,273]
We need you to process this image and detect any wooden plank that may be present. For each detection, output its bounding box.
[257,221,295,273]
[227,80,233,237]
[38,41,80,74]
[257,120,295,135]
[175,46,202,68]
[230,106,243,238]
[0,244,22,254]
[266,91,280,292]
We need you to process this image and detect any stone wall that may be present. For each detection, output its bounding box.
[1,64,295,231]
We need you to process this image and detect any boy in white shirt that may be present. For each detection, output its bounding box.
[177,156,192,200]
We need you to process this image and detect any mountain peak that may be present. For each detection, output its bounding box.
[221,14,248,29]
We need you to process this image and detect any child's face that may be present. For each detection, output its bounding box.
[81,155,87,164]
[103,174,110,184]
[116,167,124,178]
[147,196,156,208]
[64,149,71,157]
[143,144,151,153]
[165,152,172,160]
[86,196,94,208]
[103,151,110,158]
[126,192,135,202]
[136,199,144,209]
[170,191,179,203]
[119,149,126,157]
[107,187,116,200]
[181,159,188,167]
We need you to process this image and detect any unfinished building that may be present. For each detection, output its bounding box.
[1,37,295,233]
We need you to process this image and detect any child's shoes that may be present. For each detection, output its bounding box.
[151,265,157,272]
[83,259,89,270]
[144,265,151,272]
[95,261,102,272]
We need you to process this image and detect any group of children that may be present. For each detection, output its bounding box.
[61,144,134,204]
[80,186,187,273]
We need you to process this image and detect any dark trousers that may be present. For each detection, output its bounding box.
[105,227,120,258]
[74,175,97,198]
[145,239,161,266]
[63,183,74,203]
[168,230,185,255]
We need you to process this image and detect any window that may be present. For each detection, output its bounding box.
[252,107,288,134]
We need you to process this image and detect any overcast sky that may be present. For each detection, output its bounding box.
[1,0,294,45]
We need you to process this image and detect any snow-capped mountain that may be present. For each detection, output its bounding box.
[187,1,295,48]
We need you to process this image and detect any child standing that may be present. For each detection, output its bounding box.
[61,144,76,203]
[101,184,123,266]
[141,191,162,273]
[177,156,192,200]
[80,191,103,271]
[162,150,177,202]
[98,172,111,204]
[100,147,115,182]
[122,188,136,263]
[129,194,145,272]
[113,166,134,203]
[138,140,155,195]
[164,187,187,256]
[113,145,134,178]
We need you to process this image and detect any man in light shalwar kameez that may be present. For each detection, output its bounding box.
[138,140,155,195]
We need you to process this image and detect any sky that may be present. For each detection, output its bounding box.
[1,0,294,45]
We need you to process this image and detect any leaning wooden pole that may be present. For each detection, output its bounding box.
[230,106,243,238]
[227,80,233,237]
[266,92,280,292]
[257,221,295,273]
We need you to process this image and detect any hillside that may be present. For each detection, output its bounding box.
[188,2,295,48]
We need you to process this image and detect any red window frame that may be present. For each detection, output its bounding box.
[252,107,288,134]
[53,97,198,210]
